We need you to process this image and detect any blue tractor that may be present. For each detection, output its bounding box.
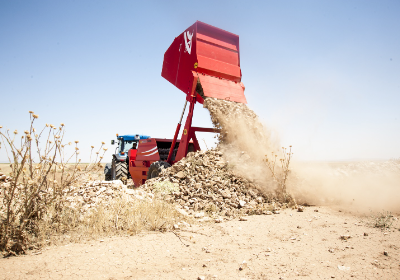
[104,134,151,181]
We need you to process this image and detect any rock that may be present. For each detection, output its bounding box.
[202,247,211,253]
[221,190,231,199]
[340,235,351,240]
[175,207,189,216]
[337,265,350,271]
[215,217,224,223]
[384,251,388,256]
[256,196,263,203]
[175,171,186,179]
[194,212,205,219]
[239,216,248,221]
[297,206,304,212]
[198,276,206,280]
[238,200,246,208]
[239,260,247,271]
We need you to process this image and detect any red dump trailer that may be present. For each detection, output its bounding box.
[128,21,247,187]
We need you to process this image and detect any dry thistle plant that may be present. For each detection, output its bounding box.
[264,146,293,195]
[370,210,394,229]
[0,111,106,254]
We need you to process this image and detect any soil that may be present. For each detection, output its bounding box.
[1,206,399,279]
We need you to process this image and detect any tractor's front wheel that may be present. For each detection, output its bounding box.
[104,163,112,181]
[147,161,171,180]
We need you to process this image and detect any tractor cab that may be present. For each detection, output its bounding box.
[112,134,150,163]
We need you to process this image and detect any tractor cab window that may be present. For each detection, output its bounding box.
[120,140,137,153]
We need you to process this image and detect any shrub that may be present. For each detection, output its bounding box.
[372,211,394,229]
[264,146,293,195]
[0,112,106,254]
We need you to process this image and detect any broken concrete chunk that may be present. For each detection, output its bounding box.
[238,200,246,207]
[175,171,186,179]
[194,212,205,218]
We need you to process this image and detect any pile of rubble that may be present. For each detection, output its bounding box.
[62,180,153,213]
[0,170,153,217]
[142,148,293,218]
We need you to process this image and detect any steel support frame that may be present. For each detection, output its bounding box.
[167,75,220,164]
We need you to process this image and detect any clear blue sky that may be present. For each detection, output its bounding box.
[1,0,399,162]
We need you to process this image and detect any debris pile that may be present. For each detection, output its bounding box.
[0,171,152,217]
[142,148,293,217]
[62,180,153,213]
[141,98,297,218]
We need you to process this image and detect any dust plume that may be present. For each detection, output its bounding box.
[288,160,400,213]
[204,98,400,212]
[203,98,282,192]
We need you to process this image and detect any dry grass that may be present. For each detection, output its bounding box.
[0,112,109,254]
[35,197,187,247]
[0,112,188,255]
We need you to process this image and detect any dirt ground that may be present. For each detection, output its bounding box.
[1,206,399,280]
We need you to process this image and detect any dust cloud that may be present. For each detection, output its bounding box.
[204,98,400,212]
[204,98,282,191]
[288,160,400,213]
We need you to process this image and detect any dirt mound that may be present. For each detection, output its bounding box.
[62,180,153,213]
[142,148,295,218]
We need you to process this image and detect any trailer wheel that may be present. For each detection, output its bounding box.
[115,161,129,181]
[147,161,171,179]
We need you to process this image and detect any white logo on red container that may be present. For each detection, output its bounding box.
[184,30,193,54]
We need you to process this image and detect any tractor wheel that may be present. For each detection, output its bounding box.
[115,161,129,181]
[104,163,112,181]
[147,161,171,180]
